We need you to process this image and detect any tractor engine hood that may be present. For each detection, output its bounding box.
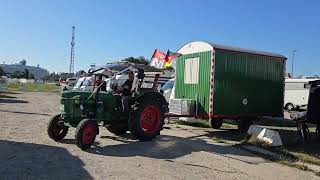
[61,90,93,99]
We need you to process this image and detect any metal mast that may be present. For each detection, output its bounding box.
[69,26,75,77]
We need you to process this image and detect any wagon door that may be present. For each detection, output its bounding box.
[172,51,212,116]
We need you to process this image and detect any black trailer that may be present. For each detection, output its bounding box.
[290,80,320,142]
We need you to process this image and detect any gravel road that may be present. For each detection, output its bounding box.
[0,92,318,180]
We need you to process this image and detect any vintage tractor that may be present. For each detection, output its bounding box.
[47,64,168,150]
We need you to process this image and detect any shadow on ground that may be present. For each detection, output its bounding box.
[0,99,28,104]
[0,91,21,95]
[82,133,263,165]
[0,91,27,104]
[268,127,320,156]
[0,91,20,99]
[0,140,92,179]
[0,109,51,116]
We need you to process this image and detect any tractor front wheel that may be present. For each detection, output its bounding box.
[75,119,99,150]
[47,114,69,141]
[129,100,164,141]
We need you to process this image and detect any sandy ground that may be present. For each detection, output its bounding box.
[0,92,318,180]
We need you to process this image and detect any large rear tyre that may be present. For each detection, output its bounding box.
[129,100,165,141]
[210,118,223,129]
[75,119,98,151]
[47,114,69,141]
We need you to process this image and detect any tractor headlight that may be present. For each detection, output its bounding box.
[60,104,65,111]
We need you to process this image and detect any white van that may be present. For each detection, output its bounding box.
[161,78,174,102]
[284,78,319,110]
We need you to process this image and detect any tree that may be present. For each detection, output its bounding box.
[0,67,5,76]
[19,59,27,66]
[24,69,29,79]
[29,73,35,79]
[136,56,149,65]
[76,70,86,77]
[11,71,24,78]
[122,56,149,65]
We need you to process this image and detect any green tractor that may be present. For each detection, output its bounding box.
[47,64,168,150]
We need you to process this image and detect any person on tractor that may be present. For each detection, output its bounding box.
[119,71,134,96]
[117,71,134,111]
[94,74,106,91]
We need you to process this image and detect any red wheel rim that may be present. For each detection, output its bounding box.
[140,105,160,134]
[82,123,96,145]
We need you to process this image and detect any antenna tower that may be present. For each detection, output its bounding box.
[69,26,75,77]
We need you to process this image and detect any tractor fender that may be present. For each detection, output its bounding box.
[135,92,168,112]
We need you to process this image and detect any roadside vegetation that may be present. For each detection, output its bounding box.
[0,83,60,92]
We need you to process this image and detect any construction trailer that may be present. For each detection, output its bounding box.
[168,41,287,131]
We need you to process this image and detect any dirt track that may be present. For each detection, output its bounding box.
[0,92,318,179]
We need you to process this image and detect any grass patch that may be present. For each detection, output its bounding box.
[221,123,237,129]
[212,137,228,144]
[2,83,60,92]
[292,152,320,166]
[279,161,309,171]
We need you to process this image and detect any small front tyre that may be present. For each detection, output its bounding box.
[47,114,69,141]
[75,119,99,151]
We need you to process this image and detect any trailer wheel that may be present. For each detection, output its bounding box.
[75,119,98,150]
[47,114,68,141]
[129,100,164,141]
[238,119,253,133]
[285,103,295,111]
[210,118,223,129]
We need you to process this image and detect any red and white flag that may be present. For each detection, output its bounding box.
[150,49,166,69]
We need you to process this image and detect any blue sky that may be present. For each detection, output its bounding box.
[0,0,319,76]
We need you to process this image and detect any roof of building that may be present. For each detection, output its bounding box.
[210,42,287,59]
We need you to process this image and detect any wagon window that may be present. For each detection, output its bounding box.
[285,82,305,90]
[184,57,199,84]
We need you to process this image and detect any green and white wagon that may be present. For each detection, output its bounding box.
[168,41,287,131]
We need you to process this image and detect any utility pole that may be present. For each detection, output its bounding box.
[69,26,75,77]
[291,50,297,78]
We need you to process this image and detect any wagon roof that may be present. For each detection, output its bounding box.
[210,42,287,59]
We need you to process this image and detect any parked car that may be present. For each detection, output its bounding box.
[61,77,79,90]
[284,78,319,111]
[161,78,174,102]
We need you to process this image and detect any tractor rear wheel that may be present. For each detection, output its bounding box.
[210,118,223,129]
[129,100,164,141]
[47,114,68,141]
[75,119,98,150]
